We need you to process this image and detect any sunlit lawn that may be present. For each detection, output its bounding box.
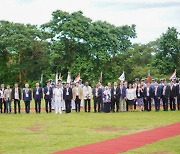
[0,100,179,154]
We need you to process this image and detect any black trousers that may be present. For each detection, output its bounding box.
[177,95,180,110]
[170,97,176,111]
[144,97,151,111]
[35,100,41,113]
[112,98,119,112]
[162,96,168,111]
[75,96,81,112]
[0,98,3,113]
[0,98,6,113]
[154,96,160,111]
[84,99,91,112]
[94,97,101,112]
[45,99,51,113]
[65,99,71,113]
[24,101,30,114]
[134,100,137,110]
[14,99,21,114]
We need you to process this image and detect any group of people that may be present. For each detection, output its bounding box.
[0,77,180,114]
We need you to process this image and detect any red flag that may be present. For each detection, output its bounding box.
[147,70,151,83]
[74,73,80,83]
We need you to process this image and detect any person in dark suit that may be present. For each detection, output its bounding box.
[63,83,72,113]
[44,81,53,113]
[0,84,6,113]
[23,83,32,114]
[33,82,43,113]
[92,83,102,112]
[162,81,170,111]
[11,83,21,114]
[153,82,162,111]
[111,82,120,112]
[176,79,180,110]
[143,83,153,111]
[169,81,176,111]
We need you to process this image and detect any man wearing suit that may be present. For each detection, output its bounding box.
[63,83,72,113]
[44,81,53,113]
[23,83,32,114]
[143,83,153,111]
[169,81,176,111]
[0,84,6,113]
[162,81,170,111]
[153,82,162,111]
[119,81,127,111]
[11,83,21,114]
[176,79,180,110]
[72,82,83,112]
[111,82,120,112]
[33,82,43,113]
[92,83,102,112]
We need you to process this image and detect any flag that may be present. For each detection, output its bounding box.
[54,72,59,86]
[59,73,62,81]
[40,73,43,86]
[169,69,176,80]
[147,70,151,83]
[118,71,125,81]
[99,71,102,83]
[67,72,71,83]
[74,72,80,83]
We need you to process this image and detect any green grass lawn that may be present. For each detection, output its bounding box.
[0,101,180,154]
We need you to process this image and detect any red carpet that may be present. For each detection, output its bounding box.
[54,122,180,154]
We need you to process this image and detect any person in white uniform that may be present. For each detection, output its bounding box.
[53,84,63,114]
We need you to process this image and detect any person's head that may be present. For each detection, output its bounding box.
[14,83,18,88]
[58,79,62,84]
[128,83,132,89]
[56,84,60,88]
[7,85,10,89]
[96,83,99,88]
[85,81,89,87]
[170,80,174,85]
[146,82,150,87]
[120,81,124,86]
[66,83,70,88]
[105,86,108,90]
[47,81,51,86]
[164,81,167,86]
[25,83,29,88]
[107,82,111,87]
[137,84,141,88]
[124,81,128,87]
[98,82,102,87]
[154,82,158,87]
[36,82,39,87]
[1,84,4,89]
[75,82,79,87]
[79,79,82,84]
[114,82,118,87]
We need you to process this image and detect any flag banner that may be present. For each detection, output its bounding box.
[169,69,176,80]
[147,70,151,83]
[74,73,80,83]
[40,73,43,86]
[54,72,59,86]
[67,72,71,83]
[118,71,125,81]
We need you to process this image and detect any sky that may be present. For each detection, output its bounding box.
[0,0,180,44]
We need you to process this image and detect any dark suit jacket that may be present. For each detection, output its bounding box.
[153,86,162,98]
[176,84,180,97]
[136,88,143,98]
[111,86,120,100]
[33,87,43,101]
[23,89,32,101]
[44,86,53,100]
[11,88,21,100]
[162,85,170,99]
[63,87,72,100]
[169,85,176,98]
[92,88,102,101]
[143,87,153,98]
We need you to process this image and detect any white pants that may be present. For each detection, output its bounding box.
[55,98,63,114]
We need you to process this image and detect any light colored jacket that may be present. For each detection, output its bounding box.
[72,86,83,100]
[83,86,92,99]
[4,89,12,101]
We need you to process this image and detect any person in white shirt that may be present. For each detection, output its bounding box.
[83,82,92,112]
[125,83,136,112]
[53,84,63,114]
[12,83,21,114]
[4,85,12,114]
